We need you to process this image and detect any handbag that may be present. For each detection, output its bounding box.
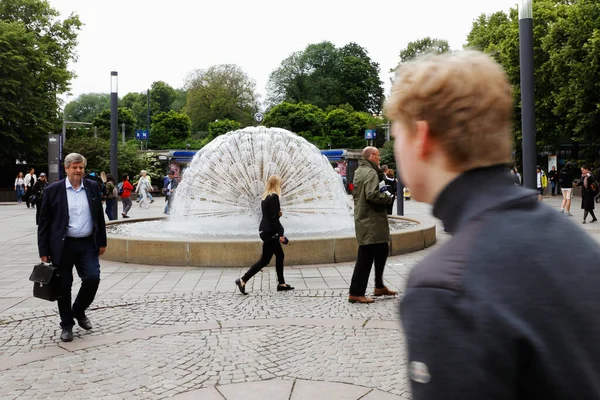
[29,262,62,301]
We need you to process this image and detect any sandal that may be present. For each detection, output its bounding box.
[277,284,294,291]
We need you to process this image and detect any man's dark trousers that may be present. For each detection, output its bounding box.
[57,236,101,328]
[349,242,389,296]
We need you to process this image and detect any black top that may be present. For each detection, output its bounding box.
[258,194,284,236]
[559,166,574,189]
[547,169,558,182]
[401,165,600,400]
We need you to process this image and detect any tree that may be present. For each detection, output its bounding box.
[92,108,137,139]
[0,0,82,164]
[149,110,192,149]
[170,89,187,112]
[63,93,110,122]
[150,81,177,114]
[465,0,600,154]
[264,102,326,146]
[121,92,148,130]
[323,108,380,149]
[183,64,259,131]
[394,37,451,67]
[267,41,384,113]
[208,119,241,139]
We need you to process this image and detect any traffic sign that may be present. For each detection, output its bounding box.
[254,112,264,123]
[364,129,376,140]
[136,130,150,140]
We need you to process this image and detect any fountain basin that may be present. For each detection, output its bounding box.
[101,217,436,267]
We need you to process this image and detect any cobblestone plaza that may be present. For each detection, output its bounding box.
[1,197,597,399]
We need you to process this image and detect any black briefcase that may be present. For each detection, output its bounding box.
[29,262,62,301]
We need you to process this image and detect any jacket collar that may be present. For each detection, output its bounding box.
[432,164,538,234]
[359,158,382,173]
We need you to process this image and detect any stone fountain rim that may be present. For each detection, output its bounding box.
[105,215,429,242]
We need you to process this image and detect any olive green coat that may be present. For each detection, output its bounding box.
[353,158,394,246]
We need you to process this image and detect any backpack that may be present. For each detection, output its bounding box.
[117,182,124,196]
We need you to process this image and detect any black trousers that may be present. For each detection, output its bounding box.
[35,200,43,225]
[242,238,285,285]
[349,243,389,296]
[57,236,101,328]
[386,196,395,215]
[25,189,34,208]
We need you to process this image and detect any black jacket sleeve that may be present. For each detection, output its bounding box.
[266,194,284,236]
[401,287,515,400]
[37,184,53,258]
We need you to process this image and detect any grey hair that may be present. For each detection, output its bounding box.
[64,153,87,168]
[140,170,147,175]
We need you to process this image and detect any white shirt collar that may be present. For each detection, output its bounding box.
[66,177,85,190]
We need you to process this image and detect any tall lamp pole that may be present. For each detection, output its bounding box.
[519,0,536,189]
[110,71,119,219]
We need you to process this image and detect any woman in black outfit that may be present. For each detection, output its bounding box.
[579,165,598,224]
[235,175,294,294]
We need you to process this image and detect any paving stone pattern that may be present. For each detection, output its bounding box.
[1,196,596,399]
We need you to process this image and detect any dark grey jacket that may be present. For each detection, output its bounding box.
[401,165,600,400]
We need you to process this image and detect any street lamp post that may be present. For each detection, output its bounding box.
[519,0,536,189]
[110,71,119,219]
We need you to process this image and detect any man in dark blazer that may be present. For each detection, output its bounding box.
[38,153,107,342]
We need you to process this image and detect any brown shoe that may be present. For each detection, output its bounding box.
[348,295,374,304]
[373,286,398,296]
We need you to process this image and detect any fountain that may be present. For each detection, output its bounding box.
[102,127,436,267]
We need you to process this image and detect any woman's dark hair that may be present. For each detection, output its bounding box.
[581,165,589,171]
[106,174,115,183]
[121,173,129,181]
[565,162,572,168]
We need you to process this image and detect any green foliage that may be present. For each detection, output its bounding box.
[183,64,259,131]
[324,109,375,149]
[466,0,600,153]
[64,93,110,122]
[62,137,161,180]
[150,110,192,149]
[379,140,396,171]
[264,102,326,145]
[208,119,241,138]
[0,0,82,164]
[267,41,384,114]
[395,37,451,67]
[150,81,177,114]
[121,92,148,130]
[170,89,187,112]
[92,108,137,139]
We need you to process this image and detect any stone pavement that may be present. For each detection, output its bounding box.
[0,194,597,399]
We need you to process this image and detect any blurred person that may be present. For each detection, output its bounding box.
[385,50,600,399]
[104,175,118,221]
[384,168,398,215]
[235,176,293,294]
[136,170,151,209]
[548,165,558,196]
[536,165,547,201]
[559,162,575,215]
[163,171,177,215]
[578,165,597,224]
[31,173,48,225]
[120,174,134,218]
[14,172,25,203]
[37,153,107,342]
[348,147,397,304]
[24,167,37,208]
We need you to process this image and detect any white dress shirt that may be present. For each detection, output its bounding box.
[65,178,94,238]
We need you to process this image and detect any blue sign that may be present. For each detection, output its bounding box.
[364,129,376,140]
[136,130,150,140]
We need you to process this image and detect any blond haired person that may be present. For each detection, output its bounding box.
[236,176,293,294]
[386,50,600,399]
[136,170,151,209]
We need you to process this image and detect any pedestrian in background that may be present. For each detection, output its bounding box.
[24,168,37,208]
[578,165,597,224]
[104,175,118,221]
[136,170,151,209]
[120,174,134,219]
[384,168,397,215]
[559,162,574,216]
[548,166,558,196]
[31,173,48,225]
[14,172,25,203]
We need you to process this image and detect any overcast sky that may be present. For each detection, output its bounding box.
[48,0,517,108]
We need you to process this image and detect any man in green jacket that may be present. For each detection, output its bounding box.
[349,146,398,304]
